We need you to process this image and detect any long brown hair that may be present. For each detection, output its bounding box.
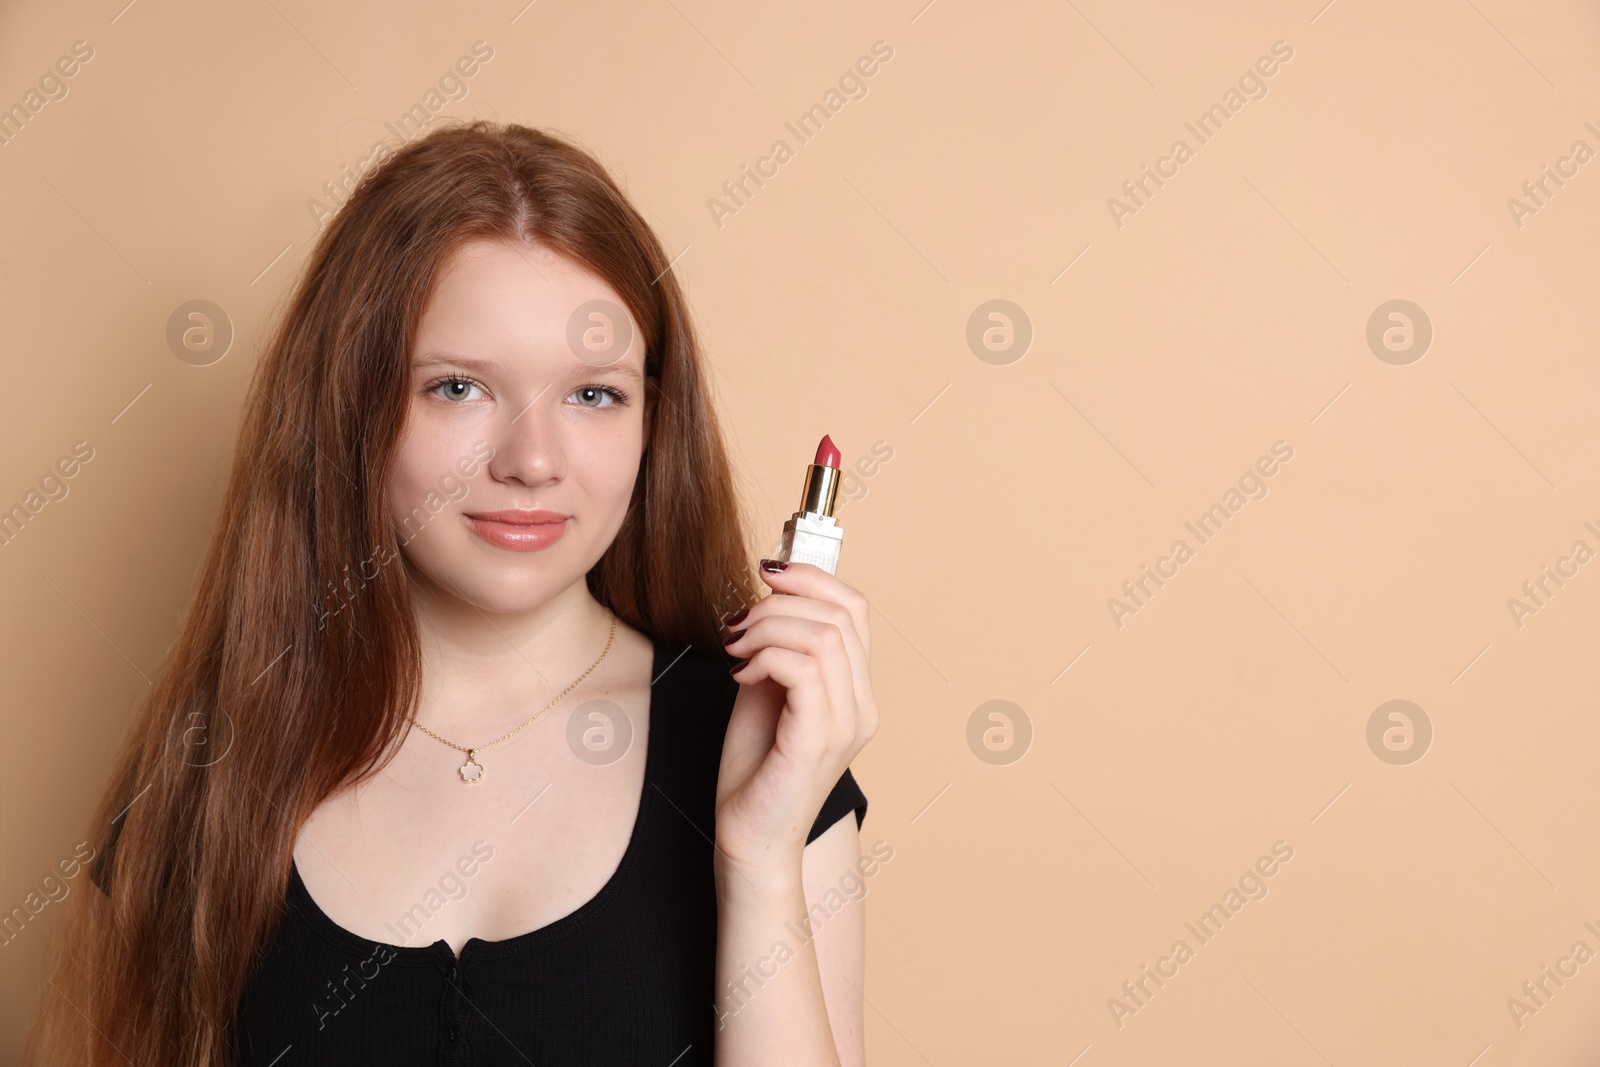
[28,120,757,1066]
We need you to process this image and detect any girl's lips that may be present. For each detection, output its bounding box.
[468,508,569,525]
[465,515,568,551]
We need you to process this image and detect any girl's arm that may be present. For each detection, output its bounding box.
[712,560,879,1065]
[713,814,866,1065]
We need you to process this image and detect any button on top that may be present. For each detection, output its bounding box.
[447,1023,460,1044]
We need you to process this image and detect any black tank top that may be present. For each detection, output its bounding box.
[229,633,868,1065]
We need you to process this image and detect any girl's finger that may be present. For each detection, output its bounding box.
[728,637,856,753]
[724,588,870,695]
[746,560,871,659]
[728,615,857,733]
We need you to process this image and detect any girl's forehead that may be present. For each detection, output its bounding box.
[417,242,642,374]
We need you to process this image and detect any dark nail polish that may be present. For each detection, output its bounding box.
[722,607,749,627]
[722,629,745,646]
[759,558,788,573]
[728,657,749,674]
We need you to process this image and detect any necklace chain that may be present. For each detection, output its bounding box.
[409,611,617,783]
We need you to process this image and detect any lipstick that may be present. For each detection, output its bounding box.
[465,508,569,552]
[777,434,845,574]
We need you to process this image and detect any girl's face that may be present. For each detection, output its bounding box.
[388,238,652,616]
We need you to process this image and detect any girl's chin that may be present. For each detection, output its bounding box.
[411,563,567,612]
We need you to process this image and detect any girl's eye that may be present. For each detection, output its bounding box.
[429,375,484,403]
[568,384,629,409]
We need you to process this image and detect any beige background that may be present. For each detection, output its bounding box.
[4,0,1600,1062]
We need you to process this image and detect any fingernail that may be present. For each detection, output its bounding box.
[728,657,749,674]
[722,629,745,646]
[759,558,788,573]
[722,607,749,627]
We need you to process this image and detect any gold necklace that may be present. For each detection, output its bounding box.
[410,611,617,784]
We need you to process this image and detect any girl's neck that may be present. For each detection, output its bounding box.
[409,574,618,718]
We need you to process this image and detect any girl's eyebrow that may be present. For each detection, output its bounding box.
[567,358,644,385]
[413,352,501,374]
[413,351,643,385]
